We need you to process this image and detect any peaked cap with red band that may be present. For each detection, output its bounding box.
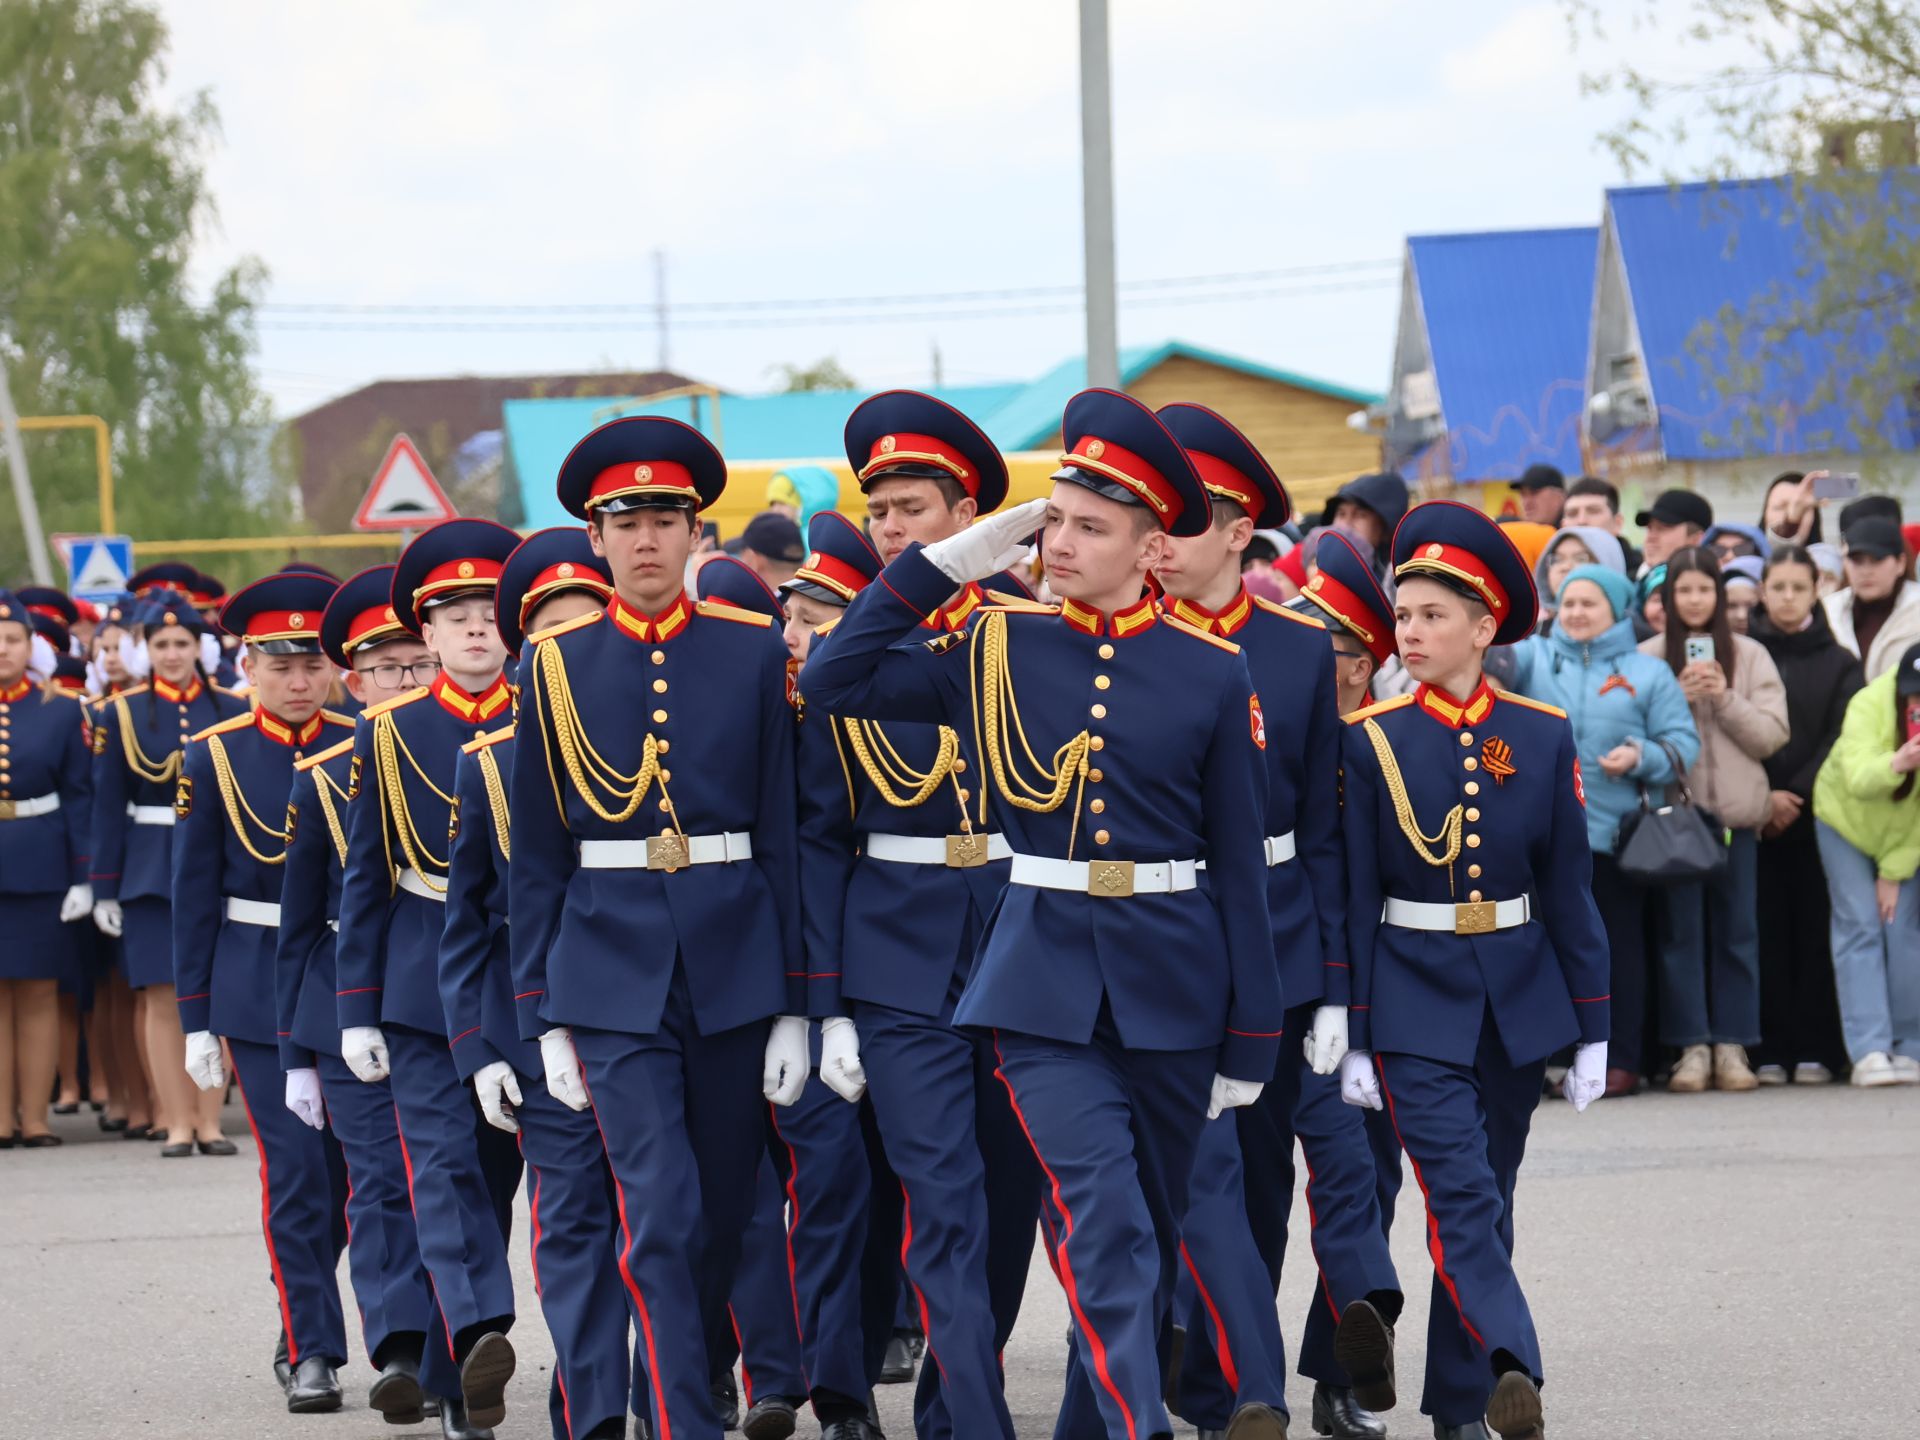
[1391,498,1539,646]
[219,571,340,654]
[844,389,1010,514]
[1055,388,1210,538]
[129,562,203,599]
[319,565,405,670]
[1156,402,1291,529]
[1299,530,1396,664]
[390,518,521,636]
[556,415,727,520]
[498,527,613,657]
[781,509,882,609]
[15,585,79,629]
[694,554,786,622]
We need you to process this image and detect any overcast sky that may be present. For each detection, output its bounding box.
[154,0,1715,418]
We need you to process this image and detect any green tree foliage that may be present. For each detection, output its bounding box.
[770,357,859,393]
[0,0,287,585]
[1570,1,1920,455]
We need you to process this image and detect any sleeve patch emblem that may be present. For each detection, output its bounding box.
[1572,756,1587,808]
[1249,694,1267,750]
[284,802,299,845]
[92,721,108,756]
[174,774,194,818]
[347,753,363,800]
[448,797,462,845]
[923,630,965,655]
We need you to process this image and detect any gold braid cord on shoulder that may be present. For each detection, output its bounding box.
[1361,717,1463,874]
[205,735,288,866]
[477,744,512,862]
[840,718,957,808]
[312,767,351,868]
[971,611,1089,853]
[535,639,662,823]
[111,694,183,785]
[374,710,457,894]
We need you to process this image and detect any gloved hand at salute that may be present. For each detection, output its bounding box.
[1206,1074,1263,1120]
[474,1060,524,1133]
[284,1068,325,1130]
[540,1027,590,1111]
[341,1026,390,1084]
[762,1016,810,1107]
[1303,1004,1350,1075]
[819,1016,867,1103]
[1563,1041,1607,1113]
[1339,1050,1383,1111]
[184,1030,226,1092]
[922,497,1048,586]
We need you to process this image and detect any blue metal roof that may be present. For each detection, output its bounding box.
[1406,226,1598,481]
[1607,175,1916,459]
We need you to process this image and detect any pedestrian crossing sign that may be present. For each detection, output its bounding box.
[66,534,135,603]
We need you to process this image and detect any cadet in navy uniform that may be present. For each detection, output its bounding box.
[1150,406,1401,1440]
[801,389,1281,1440]
[511,416,807,1440]
[274,564,447,1428]
[443,528,656,1440]
[170,573,357,1409]
[333,519,524,1436]
[90,589,247,1156]
[1335,501,1609,1440]
[0,590,93,1148]
[806,392,1046,1440]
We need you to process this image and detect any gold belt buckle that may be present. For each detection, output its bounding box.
[0,799,15,821]
[1087,860,1135,898]
[1454,900,1496,935]
[945,833,989,868]
[646,831,689,873]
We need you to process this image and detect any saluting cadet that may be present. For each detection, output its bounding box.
[170,573,357,1410]
[443,528,655,1440]
[273,565,447,1429]
[333,519,524,1436]
[510,417,808,1440]
[1334,501,1609,1440]
[801,388,1282,1440]
[90,589,247,1156]
[0,590,93,1148]
[1149,410,1399,1440]
[806,392,1045,1440]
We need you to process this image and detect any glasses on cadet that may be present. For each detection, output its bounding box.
[360,660,442,688]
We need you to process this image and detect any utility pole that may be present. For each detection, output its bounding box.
[0,352,54,584]
[1079,0,1119,390]
[654,249,670,372]
[930,340,945,389]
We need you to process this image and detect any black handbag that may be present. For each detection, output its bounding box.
[1614,739,1729,886]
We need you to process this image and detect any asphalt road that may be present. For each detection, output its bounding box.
[4,1082,1917,1439]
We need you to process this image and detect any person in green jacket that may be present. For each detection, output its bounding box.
[1811,640,1920,1087]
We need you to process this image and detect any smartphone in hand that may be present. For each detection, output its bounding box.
[1684,635,1716,666]
[1812,473,1861,501]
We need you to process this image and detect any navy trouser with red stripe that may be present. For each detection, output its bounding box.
[315,1053,436,1373]
[995,1013,1213,1440]
[727,1158,810,1404]
[228,1038,350,1367]
[859,995,1042,1440]
[1375,1020,1546,1427]
[571,968,768,1440]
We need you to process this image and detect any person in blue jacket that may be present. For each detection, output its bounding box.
[1505,564,1699,1093]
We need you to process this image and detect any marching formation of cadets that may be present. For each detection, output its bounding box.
[0,385,1614,1440]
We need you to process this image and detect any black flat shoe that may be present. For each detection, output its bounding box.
[122,1123,152,1140]
[741,1394,799,1440]
[197,1137,238,1156]
[459,1332,515,1431]
[368,1354,427,1425]
[1433,1424,1491,1440]
[20,1133,64,1148]
[273,1331,292,1393]
[146,1126,167,1141]
[99,1114,128,1132]
[161,1141,194,1158]
[1313,1383,1387,1438]
[439,1395,495,1440]
[287,1354,343,1414]
[1334,1300,1397,1414]
[0,1132,14,1150]
[52,1101,80,1114]
[878,1332,915,1384]
[710,1372,739,1428]
[89,1100,106,1113]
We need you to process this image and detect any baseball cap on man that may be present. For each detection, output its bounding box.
[1516,463,1565,492]
[739,511,806,564]
[1841,515,1907,560]
[1634,488,1713,531]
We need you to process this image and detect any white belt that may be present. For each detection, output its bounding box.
[864,831,1011,867]
[578,831,753,871]
[224,896,281,927]
[0,792,60,820]
[128,803,176,827]
[1382,895,1531,936]
[1197,830,1296,872]
[1008,852,1198,898]
[397,867,447,904]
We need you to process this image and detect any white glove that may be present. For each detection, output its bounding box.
[474,1060,524,1133]
[921,497,1048,585]
[60,883,94,923]
[1303,1004,1350,1075]
[284,1067,325,1130]
[1339,1050,1384,1111]
[762,1015,810,1107]
[818,1016,868,1104]
[540,1027,590,1112]
[341,1026,390,1083]
[92,898,124,937]
[1563,1041,1608,1113]
[1206,1073,1265,1121]
[184,1030,226,1092]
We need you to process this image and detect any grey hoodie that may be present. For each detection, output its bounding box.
[1534,525,1627,608]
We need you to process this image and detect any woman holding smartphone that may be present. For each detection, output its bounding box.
[1641,548,1789,1093]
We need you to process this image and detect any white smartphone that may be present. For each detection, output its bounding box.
[1684,635,1716,666]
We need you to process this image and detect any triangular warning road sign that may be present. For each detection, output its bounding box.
[354,434,458,531]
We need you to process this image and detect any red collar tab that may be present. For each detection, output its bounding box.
[587,459,698,512]
[1184,449,1262,520]
[1166,588,1253,638]
[1414,680,1497,729]
[49,674,86,694]
[241,608,323,644]
[1061,433,1178,526]
[607,591,693,645]
[1301,572,1394,664]
[1396,542,1510,621]
[153,675,205,705]
[414,558,503,612]
[345,602,407,656]
[519,564,612,627]
[431,672,514,723]
[0,677,32,703]
[858,431,978,496]
[1059,592,1159,639]
[255,708,326,748]
[925,582,983,632]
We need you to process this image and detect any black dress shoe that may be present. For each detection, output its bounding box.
[122,1123,151,1140]
[99,1114,127,1133]
[368,1354,427,1425]
[286,1354,343,1413]
[1433,1424,1491,1440]
[438,1396,495,1440]
[197,1136,238,1156]
[711,1372,740,1428]
[52,1100,80,1114]
[459,1332,515,1431]
[1225,1400,1289,1438]
[0,1132,13,1150]
[1164,1321,1187,1413]
[820,1419,883,1440]
[272,1331,293,1393]
[161,1141,194,1158]
[878,1332,915,1384]
[1484,1371,1544,1440]
[1312,1383,1387,1438]
[741,1394,799,1440]
[1333,1300,1397,1413]
[19,1132,63,1148]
